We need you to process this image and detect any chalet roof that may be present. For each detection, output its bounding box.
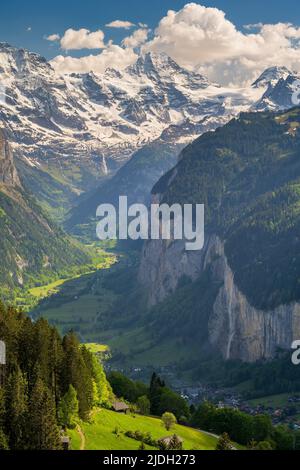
[112,401,130,411]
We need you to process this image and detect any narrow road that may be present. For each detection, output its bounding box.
[198,429,237,450]
[77,425,86,450]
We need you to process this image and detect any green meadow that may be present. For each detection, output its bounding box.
[69,408,218,451]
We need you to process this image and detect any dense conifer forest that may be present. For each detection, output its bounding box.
[0,302,112,449]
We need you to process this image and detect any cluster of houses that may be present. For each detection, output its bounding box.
[178,379,300,427]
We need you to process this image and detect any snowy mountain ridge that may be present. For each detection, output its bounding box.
[0,43,298,196]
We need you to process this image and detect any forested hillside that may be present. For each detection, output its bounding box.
[0,302,112,450]
[153,107,300,310]
[0,129,95,303]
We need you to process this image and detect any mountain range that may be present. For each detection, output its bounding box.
[65,59,300,231]
[0,43,298,224]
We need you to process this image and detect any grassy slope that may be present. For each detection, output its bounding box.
[69,409,217,451]
[31,273,118,340]
[85,343,109,354]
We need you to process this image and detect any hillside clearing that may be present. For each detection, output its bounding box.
[69,408,218,450]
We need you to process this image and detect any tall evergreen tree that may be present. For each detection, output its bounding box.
[58,384,79,429]
[149,373,165,415]
[61,333,93,420]
[90,354,112,406]
[28,378,61,450]
[5,367,28,450]
[0,428,8,450]
[0,387,8,450]
[48,327,64,408]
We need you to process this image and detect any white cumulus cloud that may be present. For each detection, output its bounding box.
[50,3,300,85]
[60,28,105,50]
[51,44,137,74]
[122,28,149,48]
[46,34,60,42]
[143,2,300,85]
[106,20,135,29]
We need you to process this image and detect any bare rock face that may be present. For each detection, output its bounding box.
[208,240,300,362]
[0,130,20,186]
[139,233,300,362]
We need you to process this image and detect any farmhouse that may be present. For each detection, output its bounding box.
[112,401,130,413]
[61,435,70,451]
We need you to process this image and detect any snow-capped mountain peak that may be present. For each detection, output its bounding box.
[0,42,52,80]
[127,51,211,89]
[252,67,300,111]
[0,43,298,196]
[252,66,292,89]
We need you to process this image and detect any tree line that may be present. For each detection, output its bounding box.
[108,370,300,450]
[108,371,190,422]
[0,302,112,450]
[191,401,297,450]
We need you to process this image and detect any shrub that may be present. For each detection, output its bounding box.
[162,412,177,431]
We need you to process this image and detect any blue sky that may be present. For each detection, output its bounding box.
[1,0,300,59]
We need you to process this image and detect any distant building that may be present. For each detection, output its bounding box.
[61,435,70,451]
[112,401,130,413]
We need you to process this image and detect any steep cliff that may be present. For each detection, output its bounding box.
[139,232,300,362]
[139,108,300,362]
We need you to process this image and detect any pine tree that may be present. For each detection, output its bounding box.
[0,387,5,426]
[90,354,112,406]
[58,384,79,429]
[28,378,61,450]
[80,346,95,415]
[149,373,165,415]
[49,327,64,408]
[17,317,35,384]
[61,333,93,420]
[0,388,8,450]
[0,429,9,450]
[5,367,28,450]
[32,319,53,388]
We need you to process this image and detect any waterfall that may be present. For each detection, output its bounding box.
[226,272,235,359]
[101,156,108,175]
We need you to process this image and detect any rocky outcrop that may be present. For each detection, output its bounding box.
[208,241,300,362]
[0,129,20,186]
[139,233,300,362]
